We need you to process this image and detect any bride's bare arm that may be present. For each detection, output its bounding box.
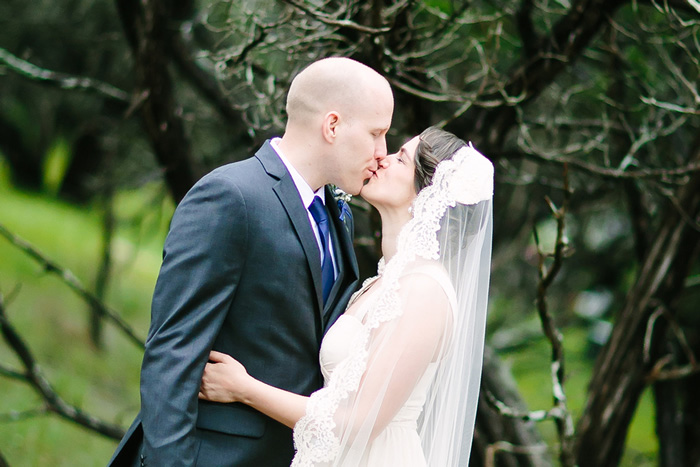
[198,351,308,429]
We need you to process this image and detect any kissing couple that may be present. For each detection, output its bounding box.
[110,57,493,467]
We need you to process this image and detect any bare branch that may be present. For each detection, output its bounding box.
[520,149,700,180]
[0,407,49,422]
[641,96,700,115]
[484,390,568,423]
[0,47,129,104]
[0,223,145,349]
[0,364,27,382]
[532,164,576,467]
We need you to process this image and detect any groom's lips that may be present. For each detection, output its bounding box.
[362,169,376,185]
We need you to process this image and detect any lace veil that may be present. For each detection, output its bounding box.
[292,143,494,466]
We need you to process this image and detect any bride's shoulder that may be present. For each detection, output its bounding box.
[401,259,450,283]
[399,259,457,314]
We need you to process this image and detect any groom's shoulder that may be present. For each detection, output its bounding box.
[208,140,277,179]
[200,154,265,186]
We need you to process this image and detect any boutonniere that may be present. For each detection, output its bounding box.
[332,186,353,222]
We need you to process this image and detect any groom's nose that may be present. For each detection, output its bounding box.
[374,138,387,163]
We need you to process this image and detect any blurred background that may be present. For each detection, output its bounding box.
[1,0,699,465]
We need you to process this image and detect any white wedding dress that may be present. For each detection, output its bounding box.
[319,265,456,467]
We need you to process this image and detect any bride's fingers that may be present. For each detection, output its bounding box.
[208,350,228,362]
[198,391,205,399]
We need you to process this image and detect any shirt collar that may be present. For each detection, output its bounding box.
[271,138,325,208]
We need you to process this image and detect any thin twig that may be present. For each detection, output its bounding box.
[280,0,391,34]
[0,407,49,422]
[0,364,27,381]
[0,223,145,349]
[527,153,700,180]
[642,304,700,383]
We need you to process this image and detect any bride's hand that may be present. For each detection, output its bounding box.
[198,350,250,403]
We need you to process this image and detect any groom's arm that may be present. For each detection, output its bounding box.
[139,172,248,466]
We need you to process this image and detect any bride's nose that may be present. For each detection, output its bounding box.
[378,154,397,169]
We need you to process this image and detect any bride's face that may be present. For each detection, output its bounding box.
[359,136,419,210]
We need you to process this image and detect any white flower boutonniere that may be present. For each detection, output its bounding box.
[331,186,353,234]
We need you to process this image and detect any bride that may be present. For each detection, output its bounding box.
[199,127,494,466]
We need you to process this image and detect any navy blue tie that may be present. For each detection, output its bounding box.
[309,196,334,305]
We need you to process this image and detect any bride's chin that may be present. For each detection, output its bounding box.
[358,189,379,208]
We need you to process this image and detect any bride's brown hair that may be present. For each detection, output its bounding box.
[413,127,467,193]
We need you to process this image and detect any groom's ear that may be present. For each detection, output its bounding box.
[322,111,340,143]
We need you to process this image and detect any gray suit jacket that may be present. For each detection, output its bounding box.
[109,141,359,466]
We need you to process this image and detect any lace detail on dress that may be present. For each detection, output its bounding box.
[291,144,493,466]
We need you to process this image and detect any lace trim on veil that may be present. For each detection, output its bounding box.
[291,144,493,466]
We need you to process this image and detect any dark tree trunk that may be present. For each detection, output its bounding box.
[656,326,700,466]
[655,376,684,467]
[115,0,199,203]
[61,126,106,202]
[681,368,700,465]
[575,144,700,466]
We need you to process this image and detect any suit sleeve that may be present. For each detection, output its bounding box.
[139,173,248,466]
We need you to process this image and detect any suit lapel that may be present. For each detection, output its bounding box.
[257,143,325,322]
[324,187,359,328]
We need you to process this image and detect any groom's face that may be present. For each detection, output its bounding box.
[333,92,393,195]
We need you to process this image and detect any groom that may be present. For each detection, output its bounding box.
[109,57,394,466]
